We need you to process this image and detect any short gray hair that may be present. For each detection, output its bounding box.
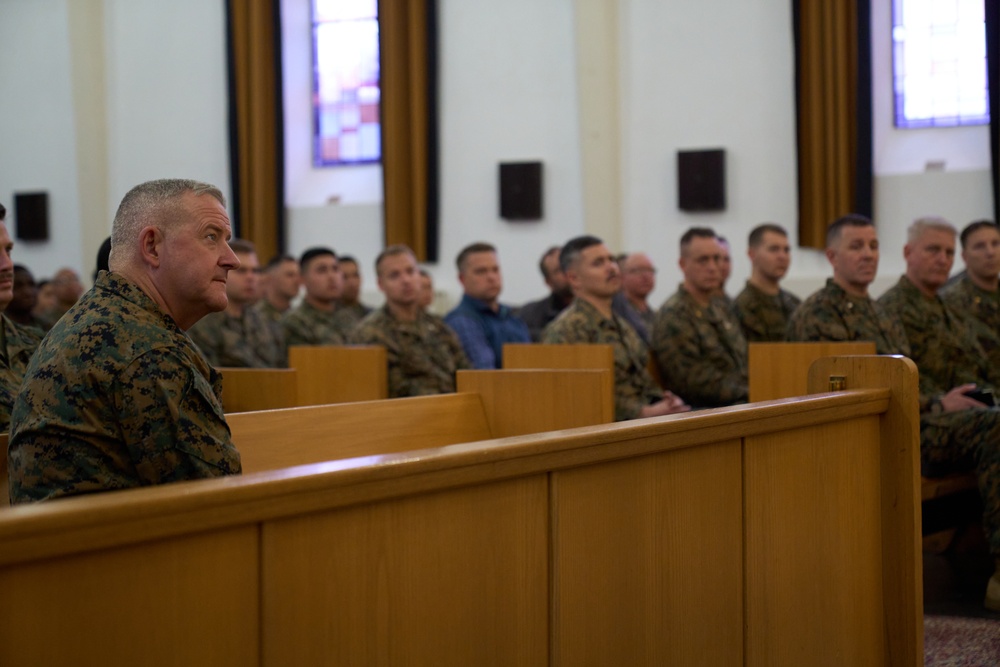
[109,178,225,270]
[906,216,955,245]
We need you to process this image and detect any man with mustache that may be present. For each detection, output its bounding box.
[543,235,689,421]
[0,203,42,432]
[652,227,748,409]
[9,179,243,503]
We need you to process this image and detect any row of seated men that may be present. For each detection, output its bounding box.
[3,178,1000,612]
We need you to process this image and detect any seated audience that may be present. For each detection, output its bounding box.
[32,278,57,325]
[281,247,347,346]
[542,235,689,421]
[619,252,657,334]
[7,265,47,331]
[787,214,908,353]
[37,266,84,329]
[0,206,43,432]
[188,238,283,368]
[350,245,470,397]
[333,255,372,330]
[875,216,1000,611]
[517,245,573,341]
[444,242,530,368]
[734,223,801,342]
[9,178,242,503]
[652,228,748,409]
[255,254,301,325]
[941,220,1000,371]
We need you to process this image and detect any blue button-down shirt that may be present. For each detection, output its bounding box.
[444,294,531,369]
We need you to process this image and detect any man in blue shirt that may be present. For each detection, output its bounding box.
[444,242,530,368]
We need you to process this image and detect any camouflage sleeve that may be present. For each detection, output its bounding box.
[652,311,747,407]
[281,312,313,347]
[114,347,241,483]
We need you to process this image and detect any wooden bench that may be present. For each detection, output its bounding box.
[288,345,388,405]
[503,343,615,418]
[219,367,298,412]
[0,355,923,666]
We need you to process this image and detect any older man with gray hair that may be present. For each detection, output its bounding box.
[9,178,243,504]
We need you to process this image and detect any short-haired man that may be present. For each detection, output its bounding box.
[281,247,348,346]
[717,236,733,302]
[0,205,43,432]
[417,269,434,311]
[188,238,284,367]
[787,214,909,353]
[619,252,657,334]
[255,254,301,325]
[9,179,242,503]
[350,245,471,397]
[333,255,373,331]
[516,245,574,341]
[734,223,801,342]
[652,228,748,409]
[941,220,1000,369]
[877,216,1000,610]
[7,265,47,331]
[444,242,530,368]
[37,267,85,329]
[543,235,689,421]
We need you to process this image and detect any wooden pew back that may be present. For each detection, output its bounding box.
[503,343,615,419]
[748,341,875,401]
[219,367,298,412]
[288,345,388,405]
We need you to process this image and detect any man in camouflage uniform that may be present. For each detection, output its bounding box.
[941,220,1000,373]
[188,238,284,367]
[9,178,242,503]
[652,228,748,409]
[877,216,1000,610]
[281,247,349,347]
[734,223,801,342]
[0,205,42,432]
[350,245,471,397]
[332,255,372,332]
[543,235,689,421]
[255,254,300,325]
[786,214,909,354]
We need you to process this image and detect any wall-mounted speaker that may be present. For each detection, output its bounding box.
[677,149,726,212]
[14,191,49,241]
[499,161,543,220]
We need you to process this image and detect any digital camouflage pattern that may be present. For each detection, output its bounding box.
[879,274,1000,558]
[349,306,471,397]
[941,275,1000,377]
[651,285,748,409]
[253,299,287,327]
[332,302,372,333]
[733,281,801,342]
[786,278,910,355]
[188,306,284,368]
[0,314,42,432]
[281,301,348,347]
[8,271,241,504]
[541,298,662,421]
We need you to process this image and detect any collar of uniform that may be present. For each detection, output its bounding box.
[97,270,186,335]
[571,297,619,331]
[896,274,943,304]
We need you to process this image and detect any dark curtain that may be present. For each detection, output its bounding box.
[988,0,999,224]
[226,0,285,261]
[793,0,873,249]
[379,0,439,262]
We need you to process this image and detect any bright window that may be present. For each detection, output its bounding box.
[312,0,381,165]
[892,0,990,128]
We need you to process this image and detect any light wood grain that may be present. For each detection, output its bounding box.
[288,344,387,404]
[503,343,615,412]
[748,341,875,401]
[220,366,298,412]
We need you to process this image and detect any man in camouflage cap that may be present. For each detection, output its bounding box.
[786,214,909,354]
[281,247,348,347]
[543,235,689,421]
[0,203,42,432]
[8,178,243,503]
[734,223,801,342]
[350,245,470,397]
[941,220,1000,371]
[652,228,748,409]
[188,238,284,367]
[877,216,1000,610]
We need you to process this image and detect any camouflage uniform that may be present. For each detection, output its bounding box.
[733,281,801,342]
[349,306,471,398]
[333,302,372,332]
[878,275,1000,557]
[8,271,241,504]
[786,279,910,355]
[281,301,347,347]
[941,275,1000,381]
[651,285,748,409]
[0,314,42,432]
[253,299,287,327]
[541,298,662,421]
[188,307,284,368]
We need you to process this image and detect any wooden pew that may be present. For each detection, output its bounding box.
[227,368,613,473]
[503,343,615,418]
[0,356,922,666]
[288,344,388,405]
[219,367,298,412]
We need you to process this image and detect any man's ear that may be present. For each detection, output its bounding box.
[824,247,836,264]
[138,226,164,268]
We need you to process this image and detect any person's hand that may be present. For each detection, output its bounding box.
[640,391,691,418]
[939,384,987,412]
